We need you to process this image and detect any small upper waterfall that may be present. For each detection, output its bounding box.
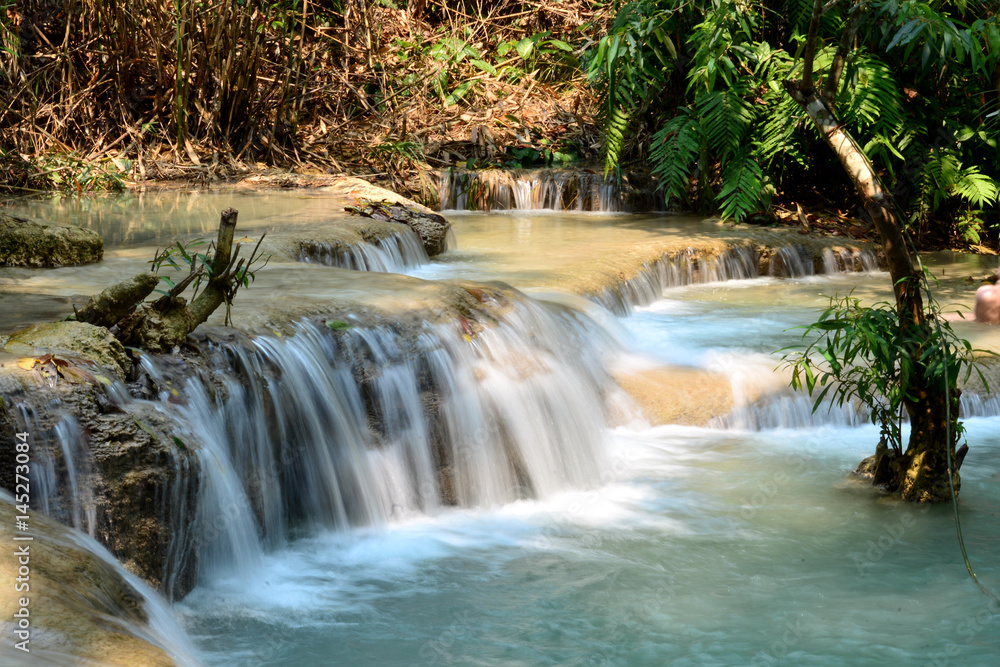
[592,243,883,315]
[438,168,655,212]
[291,227,429,272]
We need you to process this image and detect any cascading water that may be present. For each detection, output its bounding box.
[592,243,883,315]
[291,228,428,272]
[438,168,650,212]
[10,405,96,537]
[136,295,618,578]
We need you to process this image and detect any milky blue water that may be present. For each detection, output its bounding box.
[172,212,1000,667]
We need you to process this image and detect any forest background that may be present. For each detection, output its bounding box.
[0,0,997,250]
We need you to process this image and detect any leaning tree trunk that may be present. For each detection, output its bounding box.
[783,0,960,501]
[117,208,244,352]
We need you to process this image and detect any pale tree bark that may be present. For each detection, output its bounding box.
[784,1,961,501]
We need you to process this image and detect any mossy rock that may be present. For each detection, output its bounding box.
[0,499,179,666]
[4,321,130,381]
[0,212,104,267]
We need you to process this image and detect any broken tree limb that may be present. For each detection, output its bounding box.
[119,208,256,352]
[187,208,239,325]
[72,272,160,328]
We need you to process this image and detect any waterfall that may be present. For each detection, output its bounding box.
[132,294,618,577]
[768,245,814,278]
[593,243,882,315]
[438,168,653,212]
[11,405,96,537]
[711,393,866,430]
[710,388,1000,431]
[291,228,428,272]
[822,246,880,273]
[0,490,201,667]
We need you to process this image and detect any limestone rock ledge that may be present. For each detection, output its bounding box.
[0,212,104,267]
[0,495,190,666]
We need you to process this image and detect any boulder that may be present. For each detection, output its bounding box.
[4,321,131,381]
[323,177,452,256]
[0,212,103,267]
[0,496,186,666]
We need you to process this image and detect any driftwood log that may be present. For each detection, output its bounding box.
[73,208,261,354]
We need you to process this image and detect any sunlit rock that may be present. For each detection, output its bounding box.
[0,213,103,267]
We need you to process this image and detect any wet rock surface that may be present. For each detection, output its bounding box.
[346,198,451,256]
[0,496,180,666]
[3,321,131,381]
[0,361,200,601]
[0,212,104,267]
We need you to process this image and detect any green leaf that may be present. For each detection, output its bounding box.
[470,59,497,76]
[516,37,535,60]
[546,39,573,52]
[325,319,351,330]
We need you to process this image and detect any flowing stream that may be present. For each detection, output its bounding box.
[3,194,1000,666]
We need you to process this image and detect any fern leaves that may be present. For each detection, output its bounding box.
[604,105,632,175]
[916,150,999,225]
[650,112,701,205]
[718,149,769,221]
[955,168,1000,209]
[697,90,754,161]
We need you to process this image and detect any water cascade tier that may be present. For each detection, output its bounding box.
[2,282,628,595]
[438,168,658,212]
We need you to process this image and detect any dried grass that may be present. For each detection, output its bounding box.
[0,0,608,197]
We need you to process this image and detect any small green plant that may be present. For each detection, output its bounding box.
[952,209,995,247]
[150,239,213,297]
[150,233,269,326]
[35,154,131,192]
[780,293,988,456]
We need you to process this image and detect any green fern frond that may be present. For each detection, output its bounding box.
[717,150,768,222]
[756,91,807,169]
[953,166,1000,208]
[603,104,632,175]
[840,55,905,133]
[696,89,755,161]
[922,150,963,213]
[650,111,703,206]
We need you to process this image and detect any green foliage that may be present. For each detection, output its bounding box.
[32,154,131,192]
[588,0,1000,235]
[781,293,985,456]
[586,1,677,174]
[149,232,268,325]
[150,239,213,297]
[649,112,701,204]
[954,209,990,246]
